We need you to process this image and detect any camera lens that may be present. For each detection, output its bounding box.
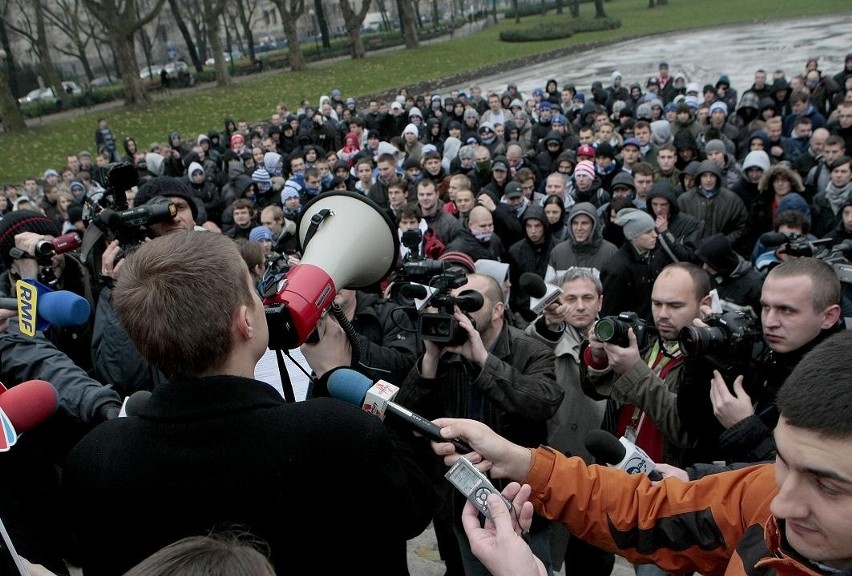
[595,318,624,344]
[678,326,727,357]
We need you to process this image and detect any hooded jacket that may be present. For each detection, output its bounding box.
[507,205,555,322]
[645,180,702,263]
[545,202,618,283]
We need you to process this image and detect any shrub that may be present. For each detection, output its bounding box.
[499,16,621,42]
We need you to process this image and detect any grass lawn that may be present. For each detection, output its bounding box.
[1,0,850,183]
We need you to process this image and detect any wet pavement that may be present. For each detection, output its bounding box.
[442,13,852,103]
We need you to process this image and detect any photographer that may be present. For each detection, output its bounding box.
[397,272,562,576]
[692,258,843,463]
[581,263,719,468]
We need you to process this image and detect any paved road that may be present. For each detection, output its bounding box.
[442,13,852,102]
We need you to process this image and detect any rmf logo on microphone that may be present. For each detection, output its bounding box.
[16,280,38,337]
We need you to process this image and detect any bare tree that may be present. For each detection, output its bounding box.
[0,7,26,132]
[43,0,95,82]
[269,0,307,71]
[8,0,68,106]
[569,0,579,17]
[594,0,607,18]
[167,0,204,72]
[555,0,563,15]
[202,0,231,85]
[398,0,418,48]
[234,0,260,62]
[81,0,166,106]
[314,0,330,50]
[338,0,371,59]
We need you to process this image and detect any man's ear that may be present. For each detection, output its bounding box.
[820,304,842,330]
[235,305,253,340]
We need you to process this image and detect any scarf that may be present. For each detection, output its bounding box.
[825,181,852,215]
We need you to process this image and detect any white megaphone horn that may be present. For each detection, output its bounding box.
[263,191,399,349]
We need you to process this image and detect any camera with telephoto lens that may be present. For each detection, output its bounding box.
[594,311,649,348]
[393,229,482,346]
[678,311,761,375]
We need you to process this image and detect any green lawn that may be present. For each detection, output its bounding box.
[1,0,849,184]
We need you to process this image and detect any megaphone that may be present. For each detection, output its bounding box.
[263,191,399,349]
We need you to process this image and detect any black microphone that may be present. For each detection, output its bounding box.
[400,283,428,300]
[585,429,663,481]
[757,231,790,248]
[120,390,152,417]
[453,289,484,312]
[519,272,562,315]
[327,368,472,454]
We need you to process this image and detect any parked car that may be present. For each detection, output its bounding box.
[90,75,120,87]
[17,81,82,104]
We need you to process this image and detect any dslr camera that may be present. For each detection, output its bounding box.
[678,311,761,375]
[594,311,649,348]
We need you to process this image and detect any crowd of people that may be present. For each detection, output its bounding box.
[0,49,851,576]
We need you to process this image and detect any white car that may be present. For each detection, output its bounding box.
[17,81,82,104]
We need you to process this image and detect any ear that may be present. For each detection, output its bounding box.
[234,304,254,340]
[699,294,713,314]
[820,304,842,330]
[492,300,505,321]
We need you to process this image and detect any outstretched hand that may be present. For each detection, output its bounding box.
[462,483,545,576]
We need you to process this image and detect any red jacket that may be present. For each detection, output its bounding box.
[524,447,826,576]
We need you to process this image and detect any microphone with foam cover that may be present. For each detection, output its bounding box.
[327,368,472,454]
[0,380,59,451]
[585,429,663,481]
[2,280,91,330]
[119,390,153,417]
[519,272,562,315]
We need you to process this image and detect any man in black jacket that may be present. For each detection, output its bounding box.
[62,231,435,576]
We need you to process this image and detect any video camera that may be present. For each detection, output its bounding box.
[84,163,176,253]
[594,311,650,348]
[759,232,852,284]
[393,229,483,346]
[678,311,761,377]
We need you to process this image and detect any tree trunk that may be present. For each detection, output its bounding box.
[314,0,330,50]
[570,0,579,17]
[113,34,151,106]
[235,0,256,61]
[168,0,204,72]
[339,0,371,59]
[555,0,563,15]
[513,0,519,23]
[34,0,68,106]
[399,0,418,48]
[0,53,26,132]
[204,0,231,86]
[271,0,306,71]
[594,0,607,18]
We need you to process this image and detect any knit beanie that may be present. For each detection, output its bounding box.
[709,102,728,118]
[704,139,727,156]
[615,208,655,240]
[249,226,274,243]
[574,160,596,180]
[742,150,771,172]
[403,124,419,138]
[696,233,739,275]
[252,167,272,193]
[438,251,476,274]
[0,210,61,268]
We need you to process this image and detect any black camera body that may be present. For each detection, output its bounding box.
[678,311,761,374]
[393,229,481,346]
[594,311,649,348]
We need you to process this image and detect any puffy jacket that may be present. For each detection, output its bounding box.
[524,450,832,576]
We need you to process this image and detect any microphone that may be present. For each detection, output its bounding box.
[519,272,562,315]
[327,368,472,454]
[0,380,59,451]
[584,429,663,481]
[118,390,152,417]
[1,279,91,334]
[399,282,437,311]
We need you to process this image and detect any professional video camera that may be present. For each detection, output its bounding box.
[392,229,483,346]
[84,163,176,252]
[594,311,650,348]
[678,311,761,376]
[759,232,852,285]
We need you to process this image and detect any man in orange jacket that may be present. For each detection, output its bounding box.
[431,329,852,576]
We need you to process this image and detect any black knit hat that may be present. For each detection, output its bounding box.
[0,210,62,268]
[134,176,199,221]
[696,233,738,276]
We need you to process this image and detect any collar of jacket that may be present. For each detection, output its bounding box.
[141,376,285,420]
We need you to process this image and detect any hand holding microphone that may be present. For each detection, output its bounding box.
[327,368,473,454]
[519,273,562,318]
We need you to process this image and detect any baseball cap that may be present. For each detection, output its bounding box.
[491,158,509,172]
[43,169,59,179]
[577,144,596,158]
[504,182,523,198]
[622,137,641,149]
